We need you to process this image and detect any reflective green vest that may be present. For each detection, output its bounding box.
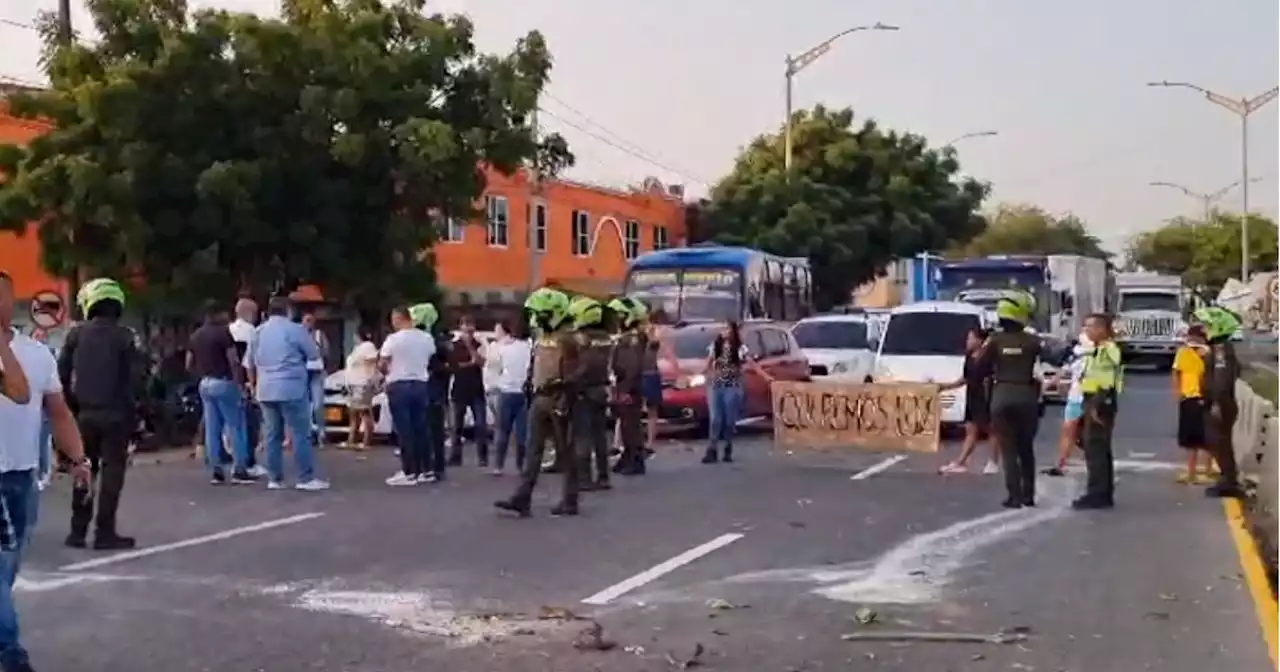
[1080,341,1123,394]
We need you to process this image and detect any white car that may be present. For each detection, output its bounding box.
[873,302,986,428]
[791,313,878,382]
[323,330,494,441]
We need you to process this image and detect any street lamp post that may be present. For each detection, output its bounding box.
[943,130,999,147]
[1147,81,1279,280]
[784,23,899,175]
[1148,178,1263,225]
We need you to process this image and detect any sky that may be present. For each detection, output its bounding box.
[1,0,1277,255]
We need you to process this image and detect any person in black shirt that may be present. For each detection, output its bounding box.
[448,315,489,467]
[188,301,255,485]
[938,327,999,475]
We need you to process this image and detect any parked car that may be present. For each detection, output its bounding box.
[790,313,878,382]
[323,330,495,441]
[657,320,810,430]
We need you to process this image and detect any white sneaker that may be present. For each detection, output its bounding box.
[982,461,1000,475]
[418,473,438,484]
[295,478,331,491]
[247,465,269,478]
[267,480,286,490]
[938,461,968,475]
[385,472,417,487]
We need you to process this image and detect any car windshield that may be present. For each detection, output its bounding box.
[880,312,980,356]
[1118,292,1180,312]
[792,321,869,350]
[668,327,722,360]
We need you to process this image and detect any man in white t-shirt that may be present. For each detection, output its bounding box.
[229,298,267,477]
[0,271,91,671]
[379,306,436,486]
[490,321,532,475]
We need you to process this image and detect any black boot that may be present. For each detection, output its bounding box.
[1000,497,1022,509]
[1205,481,1244,499]
[93,531,137,551]
[701,445,719,464]
[1071,495,1114,510]
[64,532,87,549]
[722,443,734,463]
[594,477,612,490]
[550,497,579,517]
[494,496,532,518]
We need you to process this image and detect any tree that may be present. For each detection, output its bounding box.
[949,203,1109,259]
[1126,212,1279,293]
[0,0,573,312]
[698,105,989,309]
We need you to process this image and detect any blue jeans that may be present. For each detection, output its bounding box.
[494,392,529,470]
[199,377,250,474]
[0,470,39,669]
[386,380,431,476]
[309,374,325,434]
[261,398,317,483]
[37,415,51,480]
[707,383,745,444]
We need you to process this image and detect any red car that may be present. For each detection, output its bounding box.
[657,321,811,429]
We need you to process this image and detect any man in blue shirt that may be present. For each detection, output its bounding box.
[244,297,329,491]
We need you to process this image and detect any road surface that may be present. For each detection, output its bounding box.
[16,374,1276,671]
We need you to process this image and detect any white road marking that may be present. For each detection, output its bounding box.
[15,571,130,592]
[581,533,744,605]
[1128,452,1157,460]
[58,512,326,572]
[850,455,908,481]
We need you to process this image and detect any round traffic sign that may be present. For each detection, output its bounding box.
[29,290,65,328]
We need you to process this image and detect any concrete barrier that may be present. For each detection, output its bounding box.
[1233,378,1278,573]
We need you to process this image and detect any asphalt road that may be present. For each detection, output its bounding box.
[15,374,1275,672]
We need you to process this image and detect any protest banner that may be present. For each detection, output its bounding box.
[772,380,941,453]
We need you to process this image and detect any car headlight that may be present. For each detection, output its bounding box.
[677,374,707,389]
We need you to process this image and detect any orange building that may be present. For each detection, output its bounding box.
[0,103,689,315]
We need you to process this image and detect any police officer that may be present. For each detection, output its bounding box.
[609,297,649,476]
[495,288,582,517]
[567,296,613,491]
[58,278,144,550]
[1073,312,1123,510]
[980,292,1042,509]
[1193,306,1246,499]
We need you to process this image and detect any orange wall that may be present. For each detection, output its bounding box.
[0,113,64,301]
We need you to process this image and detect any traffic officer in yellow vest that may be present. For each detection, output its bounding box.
[977,291,1043,509]
[609,296,649,476]
[1073,312,1123,510]
[495,288,583,517]
[567,296,614,491]
[1193,305,1245,499]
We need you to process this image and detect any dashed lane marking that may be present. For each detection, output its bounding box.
[850,455,907,481]
[581,533,744,605]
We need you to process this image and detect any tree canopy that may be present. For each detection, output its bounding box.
[1125,212,1279,292]
[948,203,1109,260]
[697,105,989,309]
[0,0,573,311]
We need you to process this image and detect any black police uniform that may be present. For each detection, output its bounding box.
[980,328,1042,508]
[573,327,613,490]
[1201,339,1244,498]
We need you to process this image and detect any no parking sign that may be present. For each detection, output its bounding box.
[29,290,66,328]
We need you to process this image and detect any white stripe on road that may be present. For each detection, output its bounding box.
[58,512,326,572]
[581,533,744,606]
[850,455,908,481]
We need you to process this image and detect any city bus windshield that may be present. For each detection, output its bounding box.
[627,268,743,322]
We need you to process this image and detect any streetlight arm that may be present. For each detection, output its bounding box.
[1147,80,1246,114]
[1245,87,1280,113]
[944,130,998,147]
[787,23,899,75]
[1148,181,1200,200]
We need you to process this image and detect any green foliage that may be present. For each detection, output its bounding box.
[950,203,1109,259]
[698,105,989,309]
[0,0,573,312]
[1125,213,1279,293]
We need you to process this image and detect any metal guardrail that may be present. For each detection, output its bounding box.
[1234,378,1278,572]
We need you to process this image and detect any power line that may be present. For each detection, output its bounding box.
[0,17,35,31]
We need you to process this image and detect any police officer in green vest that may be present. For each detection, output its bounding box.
[609,297,649,476]
[1073,312,1124,510]
[1193,305,1245,499]
[979,291,1043,509]
[495,288,582,517]
[567,296,614,491]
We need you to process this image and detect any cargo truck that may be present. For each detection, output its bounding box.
[1111,272,1188,370]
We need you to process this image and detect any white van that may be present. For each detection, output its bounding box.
[872,302,989,427]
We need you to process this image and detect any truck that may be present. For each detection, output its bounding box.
[1111,272,1188,370]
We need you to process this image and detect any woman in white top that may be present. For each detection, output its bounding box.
[343,326,380,450]
[379,306,437,486]
[490,319,533,475]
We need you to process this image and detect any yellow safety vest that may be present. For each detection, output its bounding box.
[1080,341,1123,394]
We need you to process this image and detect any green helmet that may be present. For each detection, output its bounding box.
[608,296,649,328]
[524,287,571,331]
[77,277,126,316]
[995,290,1036,325]
[569,296,604,330]
[408,302,438,330]
[1192,305,1241,341]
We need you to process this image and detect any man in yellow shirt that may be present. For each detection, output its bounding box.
[1172,326,1212,484]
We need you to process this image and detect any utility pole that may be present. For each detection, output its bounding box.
[1148,178,1262,226]
[1147,81,1280,280]
[783,23,898,176]
[526,103,542,293]
[57,0,80,316]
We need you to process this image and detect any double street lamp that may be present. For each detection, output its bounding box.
[1148,178,1263,225]
[1147,80,1279,280]
[784,23,899,174]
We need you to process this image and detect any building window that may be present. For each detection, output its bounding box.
[486,195,509,247]
[624,219,641,259]
[652,225,669,250]
[437,215,464,243]
[529,201,548,252]
[572,209,591,257]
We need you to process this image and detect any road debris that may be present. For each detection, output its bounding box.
[665,642,705,669]
[852,607,878,625]
[538,605,584,621]
[572,621,617,651]
[705,598,747,611]
[840,629,1030,644]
